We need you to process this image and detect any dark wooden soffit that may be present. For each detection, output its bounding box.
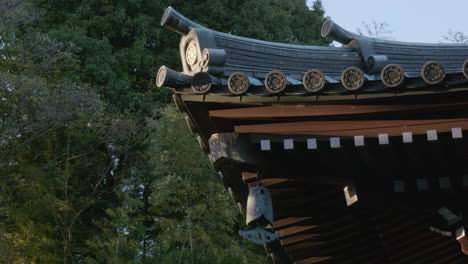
[212,134,468,264]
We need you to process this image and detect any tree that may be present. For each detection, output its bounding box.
[1,0,330,263]
[0,1,114,263]
[357,20,394,40]
[85,107,266,264]
[225,0,329,45]
[443,30,468,43]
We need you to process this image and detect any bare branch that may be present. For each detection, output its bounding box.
[357,20,394,40]
[443,29,468,43]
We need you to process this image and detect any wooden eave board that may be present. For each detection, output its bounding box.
[209,103,468,119]
[234,119,468,136]
[181,87,468,104]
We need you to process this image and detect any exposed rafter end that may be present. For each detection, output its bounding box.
[260,139,271,151]
[452,127,463,139]
[343,185,358,206]
[283,139,294,150]
[354,136,365,147]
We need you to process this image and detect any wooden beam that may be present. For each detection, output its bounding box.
[294,256,332,264]
[281,233,321,247]
[285,241,325,258]
[242,171,258,183]
[209,103,468,119]
[182,88,468,104]
[248,178,293,189]
[208,133,266,167]
[234,119,468,137]
[277,225,318,239]
[273,217,313,229]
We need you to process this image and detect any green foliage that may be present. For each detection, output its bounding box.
[85,108,266,264]
[146,107,265,264]
[227,0,328,45]
[1,0,329,263]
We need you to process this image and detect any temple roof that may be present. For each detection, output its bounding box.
[157,7,468,97]
[158,6,468,264]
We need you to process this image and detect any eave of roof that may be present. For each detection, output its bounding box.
[157,7,468,98]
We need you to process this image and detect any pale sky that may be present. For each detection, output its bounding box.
[313,0,467,43]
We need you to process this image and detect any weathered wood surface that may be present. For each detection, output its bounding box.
[208,133,268,167]
[209,103,468,119]
[234,119,468,136]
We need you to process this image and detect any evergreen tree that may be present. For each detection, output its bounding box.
[1,0,329,263]
[0,1,109,263]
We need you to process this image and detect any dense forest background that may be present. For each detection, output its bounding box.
[0,0,329,263]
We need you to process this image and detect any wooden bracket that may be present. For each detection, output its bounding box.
[209,133,265,168]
